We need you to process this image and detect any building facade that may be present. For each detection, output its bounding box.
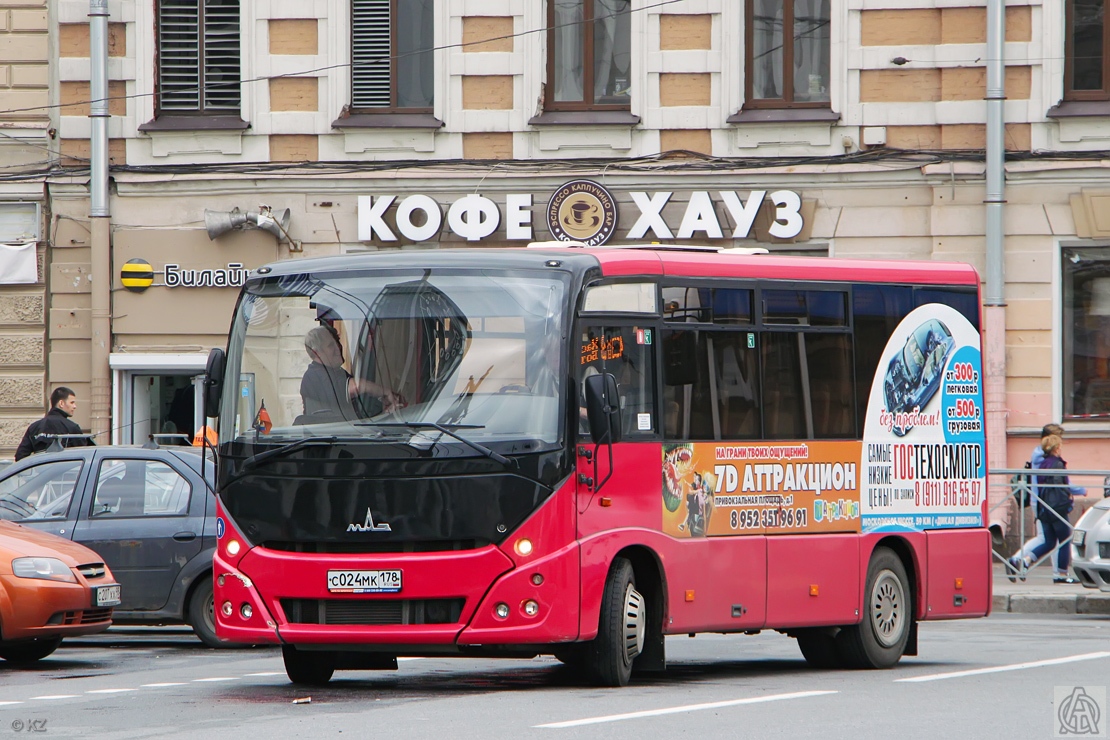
[0,0,48,456]
[1,0,1108,537]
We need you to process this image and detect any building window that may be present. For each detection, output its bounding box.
[1066,0,1109,100]
[1063,247,1110,418]
[351,0,434,111]
[746,0,830,108]
[547,0,631,110]
[156,0,241,114]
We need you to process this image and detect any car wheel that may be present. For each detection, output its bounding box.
[282,645,335,686]
[584,557,645,687]
[0,637,63,664]
[187,577,231,649]
[838,547,912,669]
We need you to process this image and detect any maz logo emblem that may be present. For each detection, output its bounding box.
[347,508,392,533]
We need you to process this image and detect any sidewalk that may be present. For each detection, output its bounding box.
[992,561,1110,615]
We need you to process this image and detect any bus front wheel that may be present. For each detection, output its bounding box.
[282,645,336,686]
[839,547,911,669]
[586,557,645,687]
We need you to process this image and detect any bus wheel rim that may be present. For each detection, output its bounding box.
[624,584,645,663]
[871,570,904,648]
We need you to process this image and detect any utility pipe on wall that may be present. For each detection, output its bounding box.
[89,0,111,439]
[984,0,1009,538]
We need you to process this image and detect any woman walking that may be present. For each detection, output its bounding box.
[1010,434,1085,584]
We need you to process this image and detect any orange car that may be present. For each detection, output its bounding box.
[0,519,120,663]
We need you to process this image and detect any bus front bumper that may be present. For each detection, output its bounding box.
[213,541,581,648]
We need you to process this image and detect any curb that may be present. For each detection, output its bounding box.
[993,593,1110,615]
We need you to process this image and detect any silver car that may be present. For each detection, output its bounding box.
[1072,496,1110,592]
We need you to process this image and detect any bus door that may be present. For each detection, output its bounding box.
[574,322,661,537]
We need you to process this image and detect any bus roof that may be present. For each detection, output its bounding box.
[248,246,980,288]
[565,246,981,287]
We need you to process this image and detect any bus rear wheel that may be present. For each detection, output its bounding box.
[586,557,645,687]
[282,645,336,686]
[839,547,911,669]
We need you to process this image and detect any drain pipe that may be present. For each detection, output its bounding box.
[89,0,111,440]
[984,0,1008,540]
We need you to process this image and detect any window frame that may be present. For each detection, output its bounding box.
[0,459,85,522]
[576,318,662,442]
[545,0,632,112]
[89,458,194,520]
[349,0,434,115]
[660,279,855,441]
[1061,244,1110,420]
[744,0,831,110]
[1065,0,1110,102]
[154,0,242,117]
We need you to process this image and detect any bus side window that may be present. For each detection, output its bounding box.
[914,287,980,329]
[853,285,913,437]
[579,326,656,438]
[662,329,761,441]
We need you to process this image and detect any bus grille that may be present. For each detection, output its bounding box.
[280,598,465,626]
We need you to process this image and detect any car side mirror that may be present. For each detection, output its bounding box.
[584,372,622,445]
[204,348,226,417]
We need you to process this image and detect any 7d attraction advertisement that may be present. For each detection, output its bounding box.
[660,302,986,538]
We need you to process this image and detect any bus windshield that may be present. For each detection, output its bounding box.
[221,269,569,448]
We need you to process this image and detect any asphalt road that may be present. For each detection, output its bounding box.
[2,614,1108,739]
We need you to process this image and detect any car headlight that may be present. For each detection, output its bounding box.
[11,557,77,583]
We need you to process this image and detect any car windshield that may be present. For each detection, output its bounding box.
[221,268,569,448]
[0,460,83,521]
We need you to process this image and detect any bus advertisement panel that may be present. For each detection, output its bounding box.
[859,303,986,533]
[661,303,985,538]
[662,441,862,537]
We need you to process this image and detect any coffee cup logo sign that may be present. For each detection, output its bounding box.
[547,180,619,246]
[357,183,805,245]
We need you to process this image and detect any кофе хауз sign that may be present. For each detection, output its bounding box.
[357,181,804,245]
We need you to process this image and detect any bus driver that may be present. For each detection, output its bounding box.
[299,325,403,423]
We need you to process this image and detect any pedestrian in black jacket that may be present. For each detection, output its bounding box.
[14,387,95,461]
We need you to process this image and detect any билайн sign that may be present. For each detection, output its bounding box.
[120,259,250,292]
[357,180,804,246]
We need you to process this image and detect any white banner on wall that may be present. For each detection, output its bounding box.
[0,241,37,284]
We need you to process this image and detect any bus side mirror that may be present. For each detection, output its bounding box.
[204,348,226,417]
[584,372,622,445]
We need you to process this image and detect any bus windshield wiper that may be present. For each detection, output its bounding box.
[235,435,361,476]
[354,421,514,468]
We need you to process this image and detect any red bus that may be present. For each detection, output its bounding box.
[203,244,991,686]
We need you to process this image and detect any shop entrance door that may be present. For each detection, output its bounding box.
[129,374,202,445]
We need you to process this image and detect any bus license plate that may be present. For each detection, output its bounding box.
[1073,530,1086,547]
[327,570,402,594]
[95,584,121,607]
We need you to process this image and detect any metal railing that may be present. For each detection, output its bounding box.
[990,467,1110,581]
